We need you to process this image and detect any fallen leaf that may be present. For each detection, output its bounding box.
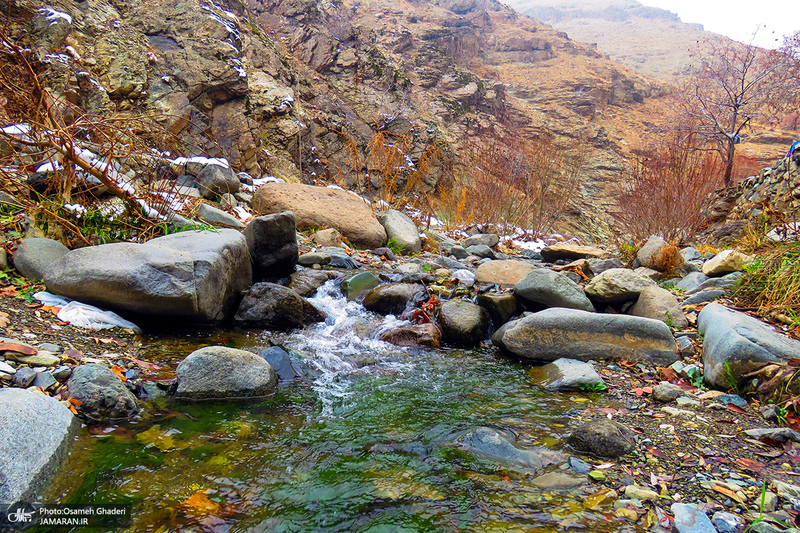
[0,312,9,327]
[632,386,653,396]
[647,448,669,460]
[41,305,61,315]
[110,366,128,382]
[0,342,37,355]
[125,356,163,371]
[659,367,679,382]
[90,337,125,346]
[69,405,78,415]
[710,484,745,503]
[735,458,765,472]
[180,491,219,515]
[68,398,83,406]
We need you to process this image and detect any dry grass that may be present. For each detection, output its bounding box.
[731,242,800,322]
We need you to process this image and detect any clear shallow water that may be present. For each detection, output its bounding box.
[46,282,639,533]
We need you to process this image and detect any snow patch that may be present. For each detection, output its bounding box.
[38,7,72,26]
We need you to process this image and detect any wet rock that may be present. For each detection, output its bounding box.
[0,388,78,503]
[362,283,423,315]
[566,419,637,458]
[378,210,421,255]
[671,503,716,533]
[584,268,657,305]
[44,229,251,323]
[328,253,362,270]
[464,234,499,248]
[341,272,381,301]
[256,346,302,382]
[234,282,312,330]
[298,252,331,267]
[493,308,678,365]
[458,426,563,470]
[651,382,688,402]
[253,183,387,249]
[243,212,298,279]
[532,472,584,489]
[381,323,441,348]
[540,243,608,263]
[475,260,536,286]
[514,268,594,312]
[630,286,688,328]
[702,249,755,276]
[288,269,331,297]
[12,238,70,281]
[175,346,277,401]
[477,292,519,327]
[438,299,489,347]
[530,358,604,392]
[698,303,800,389]
[67,363,138,422]
[624,485,659,501]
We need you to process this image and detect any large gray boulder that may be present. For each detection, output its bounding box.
[67,364,138,422]
[439,299,489,347]
[252,183,387,249]
[514,268,594,312]
[584,268,657,305]
[243,212,299,279]
[0,389,78,503]
[630,286,688,329]
[12,237,70,281]
[362,283,423,315]
[234,282,324,330]
[175,346,277,400]
[464,234,499,248]
[698,303,800,389]
[378,210,421,255]
[43,229,251,323]
[493,308,677,365]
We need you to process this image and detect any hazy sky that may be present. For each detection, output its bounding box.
[636,0,795,48]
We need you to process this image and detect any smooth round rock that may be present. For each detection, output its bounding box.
[175,346,278,401]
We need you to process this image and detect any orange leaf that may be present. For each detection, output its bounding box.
[110,366,128,382]
[710,484,744,503]
[0,342,37,355]
[41,305,61,315]
[632,387,652,396]
[69,405,79,415]
[68,398,84,406]
[181,491,219,515]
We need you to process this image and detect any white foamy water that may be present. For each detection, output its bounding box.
[278,280,415,416]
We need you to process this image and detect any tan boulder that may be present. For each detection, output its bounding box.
[252,183,387,249]
[475,260,536,286]
[702,250,755,277]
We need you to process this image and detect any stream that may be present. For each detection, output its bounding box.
[45,280,639,533]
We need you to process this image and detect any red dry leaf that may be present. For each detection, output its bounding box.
[659,367,679,382]
[648,448,669,460]
[632,387,653,396]
[0,342,37,355]
[710,484,745,503]
[110,366,128,382]
[68,398,83,406]
[735,458,765,472]
[69,405,79,415]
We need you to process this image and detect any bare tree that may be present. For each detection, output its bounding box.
[676,34,800,186]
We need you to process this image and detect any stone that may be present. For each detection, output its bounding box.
[256,347,301,382]
[743,428,800,443]
[682,289,727,306]
[466,244,495,259]
[243,212,299,279]
[680,247,702,262]
[234,282,318,330]
[252,183,387,249]
[634,235,671,269]
[10,353,61,367]
[175,346,278,400]
[31,372,57,390]
[633,266,660,280]
[624,485,659,501]
[0,388,78,503]
[698,303,800,389]
[289,269,331,297]
[362,283,423,315]
[586,257,623,275]
[196,203,245,228]
[458,426,563,470]
[12,367,36,388]
[327,253,362,270]
[67,364,138,422]
[677,336,696,356]
[381,323,441,348]
[529,358,605,391]
[540,243,608,263]
[584,268,657,304]
[312,228,343,248]
[532,472,584,489]
[372,247,398,261]
[676,272,709,292]
[671,503,716,533]
[702,249,755,276]
[651,382,687,402]
[378,210,421,255]
[341,272,381,301]
[567,418,637,458]
[193,160,240,199]
[12,238,70,281]
[475,260,536,286]
[0,360,16,375]
[685,272,743,294]
[477,292,520,327]
[438,299,489,347]
[514,268,594,312]
[298,252,331,267]
[629,286,688,328]
[711,511,745,533]
[44,229,251,323]
[464,234,499,248]
[493,308,677,365]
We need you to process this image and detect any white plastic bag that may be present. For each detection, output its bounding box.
[452,269,476,286]
[33,292,142,334]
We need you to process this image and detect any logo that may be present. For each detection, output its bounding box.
[6,509,33,524]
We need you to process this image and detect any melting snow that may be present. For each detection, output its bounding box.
[38,7,72,26]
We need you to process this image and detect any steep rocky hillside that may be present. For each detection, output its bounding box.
[504,0,736,81]
[0,0,690,239]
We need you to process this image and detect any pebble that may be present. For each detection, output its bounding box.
[661,406,694,417]
[38,343,61,352]
[12,367,36,388]
[715,394,748,408]
[652,382,686,402]
[671,503,716,533]
[567,456,591,474]
[11,353,61,366]
[31,372,57,390]
[624,485,659,501]
[0,360,16,375]
[676,336,695,356]
[676,397,701,408]
[588,470,606,482]
[51,366,72,380]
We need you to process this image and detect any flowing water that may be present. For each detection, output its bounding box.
[46,281,640,533]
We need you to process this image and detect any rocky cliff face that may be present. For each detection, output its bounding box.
[3,0,672,238]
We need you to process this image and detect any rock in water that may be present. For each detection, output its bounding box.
[175,346,277,400]
[493,308,677,365]
[698,302,800,389]
[67,364,139,422]
[438,299,489,347]
[43,229,251,323]
[0,389,78,503]
[381,323,441,348]
[458,426,563,471]
[362,283,423,315]
[671,503,717,533]
[234,282,317,330]
[567,419,636,458]
[243,212,299,279]
[252,182,387,249]
[529,358,604,392]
